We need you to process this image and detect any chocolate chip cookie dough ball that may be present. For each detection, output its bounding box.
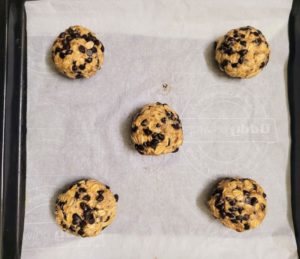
[51,25,104,79]
[215,26,270,78]
[208,178,267,232]
[131,102,183,155]
[55,179,118,237]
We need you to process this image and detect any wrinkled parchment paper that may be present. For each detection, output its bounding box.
[23,0,297,258]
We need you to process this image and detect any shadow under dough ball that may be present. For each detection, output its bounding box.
[51,25,105,79]
[215,26,270,78]
[131,102,183,155]
[208,177,267,232]
[55,179,118,237]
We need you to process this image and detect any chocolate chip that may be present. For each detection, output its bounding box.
[78,45,85,53]
[244,223,250,230]
[240,34,245,38]
[231,219,238,223]
[87,216,95,224]
[238,57,244,64]
[229,207,238,212]
[76,74,83,79]
[105,216,111,222]
[79,64,86,70]
[91,47,97,53]
[166,111,173,119]
[229,200,236,206]
[78,229,85,236]
[82,195,90,201]
[238,49,248,56]
[85,57,93,63]
[157,133,165,141]
[237,207,243,214]
[259,62,265,69]
[66,49,73,55]
[80,202,91,212]
[250,197,258,205]
[80,220,87,228]
[143,128,152,136]
[114,194,119,202]
[240,26,250,31]
[96,194,104,202]
[69,225,76,232]
[212,188,223,196]
[261,204,266,210]
[75,192,80,199]
[59,32,66,38]
[220,211,226,219]
[101,45,105,52]
[161,117,166,123]
[55,47,62,54]
[263,193,267,198]
[131,125,138,132]
[231,63,238,68]
[240,41,247,47]
[226,212,235,219]
[171,124,180,130]
[252,38,262,45]
[59,52,65,59]
[66,36,72,42]
[220,59,229,68]
[141,119,148,126]
[79,188,86,193]
[172,148,179,153]
[150,138,159,149]
[102,226,107,230]
[72,213,81,225]
[135,144,144,151]
[105,185,110,189]
[156,123,160,128]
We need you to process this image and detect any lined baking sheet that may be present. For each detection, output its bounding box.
[23,0,297,258]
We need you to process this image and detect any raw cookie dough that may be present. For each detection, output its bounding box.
[131,102,183,155]
[55,179,118,237]
[208,178,267,232]
[215,26,270,78]
[51,25,104,79]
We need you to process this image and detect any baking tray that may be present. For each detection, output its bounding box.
[0,0,299,258]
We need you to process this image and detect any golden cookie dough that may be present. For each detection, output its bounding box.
[215,26,270,78]
[208,178,267,232]
[131,102,183,155]
[55,179,118,237]
[51,25,104,79]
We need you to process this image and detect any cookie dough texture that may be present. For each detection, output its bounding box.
[51,25,104,79]
[208,178,267,232]
[131,102,183,155]
[55,179,118,237]
[215,26,270,78]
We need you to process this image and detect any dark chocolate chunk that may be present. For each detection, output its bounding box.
[78,229,85,236]
[231,63,238,68]
[82,194,91,201]
[105,216,111,222]
[143,128,152,136]
[240,41,247,47]
[131,125,138,132]
[114,194,119,202]
[161,117,166,123]
[135,144,144,151]
[76,74,83,79]
[91,47,97,53]
[259,62,265,69]
[243,214,250,220]
[79,64,86,70]
[238,57,244,64]
[156,123,160,128]
[72,65,77,72]
[150,138,159,149]
[96,194,104,202]
[59,52,65,59]
[157,133,165,141]
[59,32,66,38]
[66,49,73,55]
[229,200,236,206]
[79,188,87,193]
[263,193,267,198]
[72,213,81,225]
[250,197,258,206]
[244,223,250,230]
[69,225,76,232]
[85,57,93,63]
[105,185,110,189]
[231,219,238,223]
[80,202,91,212]
[171,124,180,130]
[78,45,85,53]
[220,59,229,68]
[238,49,248,56]
[101,45,105,52]
[75,192,80,199]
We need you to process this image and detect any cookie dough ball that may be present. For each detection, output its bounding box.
[208,178,267,232]
[131,102,183,155]
[51,25,104,79]
[215,26,270,78]
[55,179,118,237]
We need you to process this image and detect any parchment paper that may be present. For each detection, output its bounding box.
[23,0,297,258]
